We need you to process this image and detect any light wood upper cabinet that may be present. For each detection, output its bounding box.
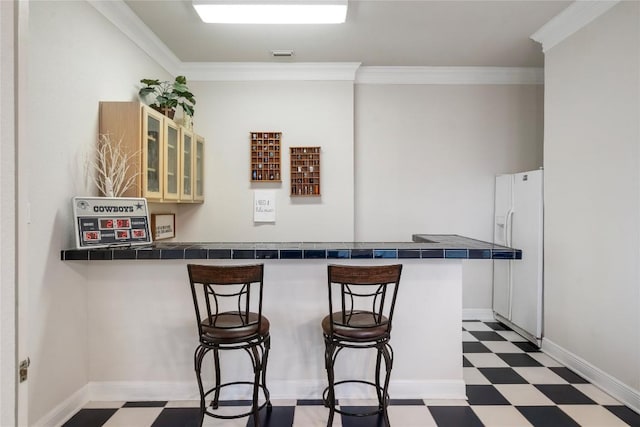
[194,135,205,202]
[99,101,205,203]
[179,129,204,202]
[141,106,164,201]
[180,129,194,201]
[164,120,180,201]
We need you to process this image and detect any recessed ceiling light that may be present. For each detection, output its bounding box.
[193,0,348,24]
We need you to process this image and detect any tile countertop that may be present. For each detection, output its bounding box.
[60,234,522,261]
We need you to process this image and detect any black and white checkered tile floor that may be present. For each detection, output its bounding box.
[63,320,640,426]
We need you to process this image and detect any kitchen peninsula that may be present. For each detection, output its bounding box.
[61,235,519,402]
[62,234,520,261]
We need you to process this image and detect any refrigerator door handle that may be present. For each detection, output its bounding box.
[505,209,514,247]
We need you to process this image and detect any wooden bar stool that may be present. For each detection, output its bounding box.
[322,264,403,427]
[187,264,272,427]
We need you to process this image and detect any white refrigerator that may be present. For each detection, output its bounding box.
[493,169,543,346]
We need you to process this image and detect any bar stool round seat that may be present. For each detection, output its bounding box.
[321,264,403,427]
[201,312,270,343]
[188,264,272,427]
[321,312,390,340]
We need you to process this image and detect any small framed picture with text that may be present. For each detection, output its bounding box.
[151,214,175,240]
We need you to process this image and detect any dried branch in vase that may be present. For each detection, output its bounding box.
[89,134,139,197]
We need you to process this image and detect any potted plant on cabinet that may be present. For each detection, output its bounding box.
[138,75,196,120]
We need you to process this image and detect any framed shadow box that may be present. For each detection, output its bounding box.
[290,146,320,196]
[250,131,282,182]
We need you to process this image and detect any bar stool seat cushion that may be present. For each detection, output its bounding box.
[322,311,389,340]
[201,311,270,342]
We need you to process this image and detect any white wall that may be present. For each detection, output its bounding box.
[544,0,640,396]
[1,1,18,424]
[26,1,170,423]
[176,81,355,242]
[354,84,544,308]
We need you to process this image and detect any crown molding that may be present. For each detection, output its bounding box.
[180,62,362,81]
[90,0,543,85]
[87,0,181,75]
[531,0,621,53]
[180,64,542,84]
[356,67,543,85]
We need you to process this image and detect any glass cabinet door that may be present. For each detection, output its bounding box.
[180,130,193,201]
[164,121,180,200]
[194,135,204,201]
[142,108,164,200]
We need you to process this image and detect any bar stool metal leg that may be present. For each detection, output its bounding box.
[375,345,384,409]
[211,349,221,409]
[380,343,394,427]
[247,346,260,427]
[262,336,273,412]
[194,345,209,427]
[323,339,337,427]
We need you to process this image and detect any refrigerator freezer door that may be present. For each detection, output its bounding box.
[493,174,513,319]
[510,170,543,339]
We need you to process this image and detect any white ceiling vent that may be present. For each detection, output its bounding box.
[271,50,294,57]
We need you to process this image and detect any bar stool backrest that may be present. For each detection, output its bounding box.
[327,264,402,340]
[187,264,265,342]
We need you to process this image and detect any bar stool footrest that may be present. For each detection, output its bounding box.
[202,381,271,420]
[322,379,389,417]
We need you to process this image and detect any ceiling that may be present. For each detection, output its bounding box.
[123,0,571,67]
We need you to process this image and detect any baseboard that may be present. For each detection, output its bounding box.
[462,308,494,321]
[542,338,640,414]
[389,380,466,400]
[32,384,89,427]
[88,381,202,402]
[87,379,466,402]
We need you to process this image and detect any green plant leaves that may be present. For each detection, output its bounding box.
[140,78,161,86]
[138,76,196,117]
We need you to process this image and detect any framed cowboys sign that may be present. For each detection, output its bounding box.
[72,197,152,249]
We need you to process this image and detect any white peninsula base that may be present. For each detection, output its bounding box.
[82,258,465,402]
